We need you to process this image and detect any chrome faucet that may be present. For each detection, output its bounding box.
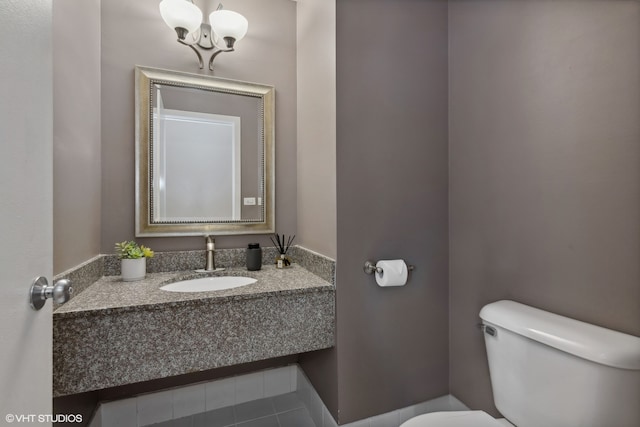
[205,235,216,271]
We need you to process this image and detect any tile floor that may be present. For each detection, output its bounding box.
[143,392,315,427]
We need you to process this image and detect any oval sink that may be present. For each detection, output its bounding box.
[160,276,257,292]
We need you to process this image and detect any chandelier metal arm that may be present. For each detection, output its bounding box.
[178,38,205,69]
[208,47,233,71]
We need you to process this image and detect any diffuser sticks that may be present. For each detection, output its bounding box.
[270,234,295,268]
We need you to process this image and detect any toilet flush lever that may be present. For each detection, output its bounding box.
[478,323,497,337]
[29,276,73,310]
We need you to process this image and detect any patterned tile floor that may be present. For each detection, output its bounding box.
[143,392,315,427]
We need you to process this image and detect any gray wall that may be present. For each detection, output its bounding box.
[100,0,296,254]
[53,0,102,274]
[327,0,450,423]
[449,0,640,416]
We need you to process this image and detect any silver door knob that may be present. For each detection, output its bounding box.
[29,276,73,310]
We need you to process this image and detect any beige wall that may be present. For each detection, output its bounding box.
[296,0,337,259]
[53,0,102,274]
[100,0,297,254]
[449,0,640,416]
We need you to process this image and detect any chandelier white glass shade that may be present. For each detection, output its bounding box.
[159,0,202,34]
[210,10,248,49]
[159,0,248,71]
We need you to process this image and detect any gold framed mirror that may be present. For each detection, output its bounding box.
[135,66,275,236]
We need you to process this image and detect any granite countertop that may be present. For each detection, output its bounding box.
[54,264,334,319]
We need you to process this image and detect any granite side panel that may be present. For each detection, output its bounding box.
[53,290,335,396]
[290,246,336,285]
[53,255,104,308]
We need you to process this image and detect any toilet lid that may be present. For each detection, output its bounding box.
[400,411,505,427]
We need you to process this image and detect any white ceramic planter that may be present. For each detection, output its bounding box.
[121,258,146,282]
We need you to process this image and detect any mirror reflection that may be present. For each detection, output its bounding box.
[135,66,275,236]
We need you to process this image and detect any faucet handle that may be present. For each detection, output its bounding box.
[205,235,215,250]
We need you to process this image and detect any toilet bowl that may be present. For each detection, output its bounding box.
[400,410,513,427]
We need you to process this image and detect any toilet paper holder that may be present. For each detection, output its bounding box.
[363,260,414,275]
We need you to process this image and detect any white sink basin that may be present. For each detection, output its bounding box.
[160,276,257,292]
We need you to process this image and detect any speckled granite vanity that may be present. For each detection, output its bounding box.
[52,246,335,397]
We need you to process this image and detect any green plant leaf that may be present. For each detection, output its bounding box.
[114,240,154,259]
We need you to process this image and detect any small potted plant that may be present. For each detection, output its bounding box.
[115,240,154,281]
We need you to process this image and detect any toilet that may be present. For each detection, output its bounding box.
[401,300,640,427]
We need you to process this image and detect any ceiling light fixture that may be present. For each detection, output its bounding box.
[159,0,248,71]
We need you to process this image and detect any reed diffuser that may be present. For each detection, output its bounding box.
[270,234,295,268]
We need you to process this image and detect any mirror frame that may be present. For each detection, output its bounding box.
[135,66,275,236]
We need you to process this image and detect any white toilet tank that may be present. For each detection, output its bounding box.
[479,300,640,427]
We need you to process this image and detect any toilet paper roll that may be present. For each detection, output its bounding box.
[375,259,408,287]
